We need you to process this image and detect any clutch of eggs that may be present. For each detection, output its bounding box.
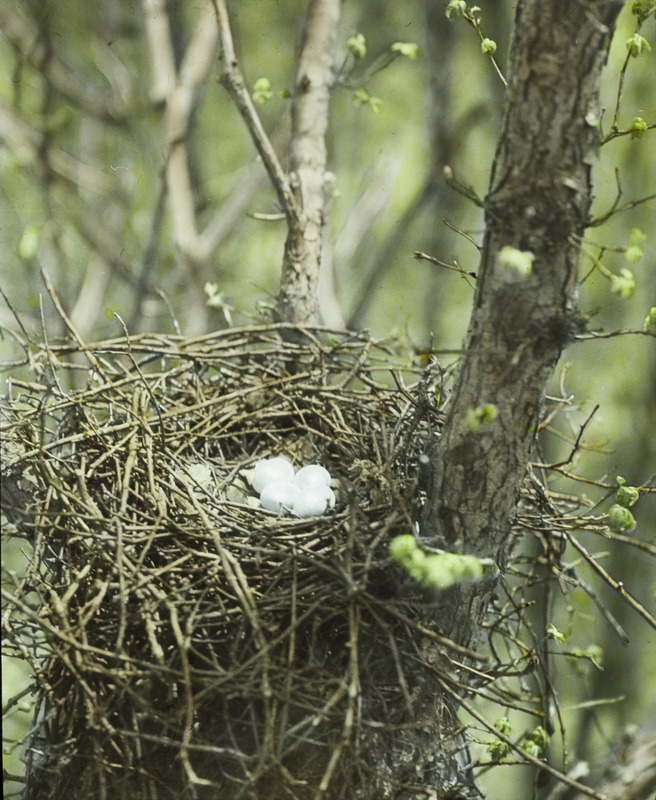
[251,457,335,517]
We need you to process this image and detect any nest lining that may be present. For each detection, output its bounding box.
[2,324,468,800]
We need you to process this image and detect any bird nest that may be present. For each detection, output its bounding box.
[2,324,473,800]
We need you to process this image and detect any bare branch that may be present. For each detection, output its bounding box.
[215,0,297,220]
[147,0,221,265]
[0,11,129,122]
[141,0,176,104]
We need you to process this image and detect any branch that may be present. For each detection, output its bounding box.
[422,0,623,631]
[215,0,297,220]
[546,732,656,800]
[275,0,342,324]
[141,0,176,105]
[145,0,220,266]
[0,11,129,122]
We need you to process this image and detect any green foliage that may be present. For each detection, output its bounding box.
[487,718,512,761]
[252,77,274,104]
[523,726,549,758]
[347,33,367,60]
[352,87,382,113]
[17,225,42,261]
[610,268,636,298]
[624,228,646,263]
[480,38,497,55]
[616,476,639,508]
[389,534,494,590]
[607,503,637,532]
[570,643,604,671]
[546,623,567,644]
[391,42,419,60]
[466,403,497,433]
[631,0,656,23]
[643,307,656,334]
[626,33,651,57]
[629,116,648,138]
[445,0,467,20]
[445,1,506,85]
[498,245,534,276]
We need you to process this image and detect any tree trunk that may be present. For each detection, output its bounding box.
[424,0,622,597]
[275,0,341,325]
[419,0,623,789]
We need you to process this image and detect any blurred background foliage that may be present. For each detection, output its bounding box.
[1,1,654,798]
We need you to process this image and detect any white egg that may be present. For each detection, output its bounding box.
[259,480,303,514]
[294,464,331,489]
[293,485,336,517]
[252,457,294,495]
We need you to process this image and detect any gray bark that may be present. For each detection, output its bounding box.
[418,0,624,791]
[423,0,622,615]
[275,0,341,325]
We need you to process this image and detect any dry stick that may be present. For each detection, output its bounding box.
[41,268,104,375]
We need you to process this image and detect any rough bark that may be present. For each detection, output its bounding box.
[424,0,622,573]
[418,0,623,790]
[275,0,341,325]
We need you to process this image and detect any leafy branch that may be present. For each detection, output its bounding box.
[445,1,507,87]
[601,0,656,143]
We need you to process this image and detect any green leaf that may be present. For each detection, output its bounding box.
[625,228,646,263]
[494,717,512,735]
[252,77,274,104]
[352,87,382,113]
[466,403,497,433]
[626,33,651,57]
[610,268,636,298]
[616,477,639,508]
[17,225,42,260]
[488,738,510,761]
[631,0,656,24]
[643,307,656,334]
[389,535,494,590]
[347,33,367,60]
[498,245,534,276]
[524,726,549,757]
[630,117,648,139]
[481,38,497,55]
[607,504,637,533]
[547,623,566,644]
[445,0,467,19]
[391,41,419,60]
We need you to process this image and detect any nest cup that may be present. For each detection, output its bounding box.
[2,324,449,800]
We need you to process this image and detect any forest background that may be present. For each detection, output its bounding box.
[1,1,655,798]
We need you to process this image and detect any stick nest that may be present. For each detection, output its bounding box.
[3,324,462,800]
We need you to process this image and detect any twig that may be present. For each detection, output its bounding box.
[215,0,297,220]
[41,268,103,375]
[0,12,128,122]
[565,535,656,632]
